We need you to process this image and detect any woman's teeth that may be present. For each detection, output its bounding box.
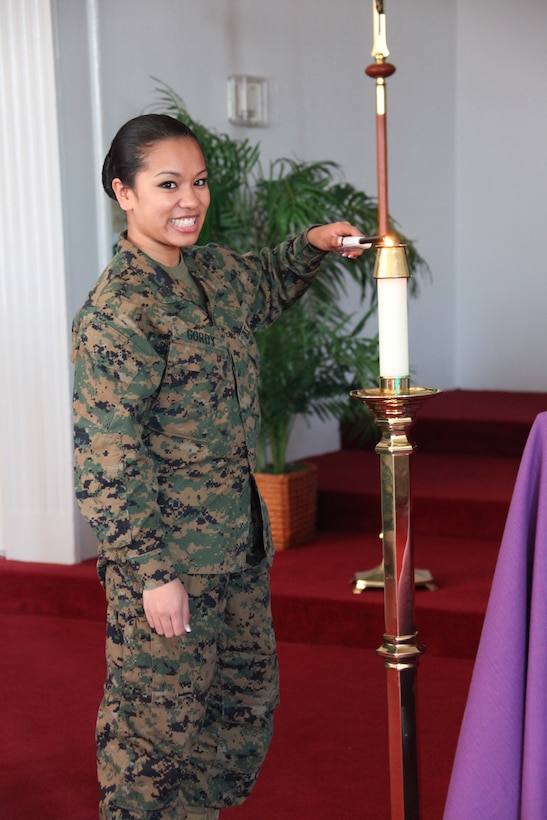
[170,217,197,228]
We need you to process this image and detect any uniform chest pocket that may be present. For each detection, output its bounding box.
[151,338,233,440]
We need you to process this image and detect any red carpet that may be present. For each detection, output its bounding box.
[2,390,546,819]
[1,614,102,819]
[269,530,500,659]
[1,613,472,820]
[310,449,521,541]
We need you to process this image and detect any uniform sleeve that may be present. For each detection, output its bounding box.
[244,230,328,330]
[72,311,178,588]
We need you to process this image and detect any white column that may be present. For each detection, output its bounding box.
[0,0,95,563]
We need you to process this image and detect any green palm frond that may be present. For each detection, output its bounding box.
[255,298,379,472]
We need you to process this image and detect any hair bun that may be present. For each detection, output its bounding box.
[101,148,117,200]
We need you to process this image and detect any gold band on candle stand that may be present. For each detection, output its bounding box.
[379,376,411,395]
[374,243,410,279]
[376,81,386,116]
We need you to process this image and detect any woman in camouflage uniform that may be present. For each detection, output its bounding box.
[72,114,365,819]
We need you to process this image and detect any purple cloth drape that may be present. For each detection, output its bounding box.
[443,412,547,819]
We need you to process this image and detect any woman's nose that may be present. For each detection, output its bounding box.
[178,184,199,207]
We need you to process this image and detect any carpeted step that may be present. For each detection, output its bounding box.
[0,526,496,660]
[413,389,547,457]
[269,530,498,660]
[0,557,106,622]
[308,448,521,542]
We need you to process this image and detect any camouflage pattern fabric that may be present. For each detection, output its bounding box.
[97,562,278,818]
[72,232,326,588]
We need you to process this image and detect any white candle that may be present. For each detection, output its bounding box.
[377,277,409,379]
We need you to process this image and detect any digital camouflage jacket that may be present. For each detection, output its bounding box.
[72,232,326,588]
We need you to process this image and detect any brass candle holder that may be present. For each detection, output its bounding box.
[352,244,437,593]
[351,242,440,819]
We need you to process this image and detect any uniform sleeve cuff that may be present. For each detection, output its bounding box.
[129,547,179,589]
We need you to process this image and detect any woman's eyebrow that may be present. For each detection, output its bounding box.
[154,168,208,177]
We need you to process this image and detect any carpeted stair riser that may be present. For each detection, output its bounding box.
[0,530,498,660]
[309,448,522,542]
[316,489,512,541]
[344,389,547,458]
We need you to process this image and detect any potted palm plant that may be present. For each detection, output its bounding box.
[152,81,428,548]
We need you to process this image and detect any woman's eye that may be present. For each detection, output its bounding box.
[195,177,208,188]
[160,181,177,190]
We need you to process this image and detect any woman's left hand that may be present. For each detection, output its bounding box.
[307,221,366,259]
[143,577,191,638]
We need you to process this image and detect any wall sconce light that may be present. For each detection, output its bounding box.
[227,75,271,127]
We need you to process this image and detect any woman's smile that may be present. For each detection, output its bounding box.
[169,215,200,232]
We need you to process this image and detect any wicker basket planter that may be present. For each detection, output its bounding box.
[254,462,318,551]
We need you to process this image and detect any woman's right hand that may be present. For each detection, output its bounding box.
[142,577,191,637]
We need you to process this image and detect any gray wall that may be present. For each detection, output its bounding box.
[454,0,547,389]
[53,0,101,325]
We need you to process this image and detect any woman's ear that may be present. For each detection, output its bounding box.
[111,178,133,212]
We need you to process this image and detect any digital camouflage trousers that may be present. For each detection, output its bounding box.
[96,561,279,819]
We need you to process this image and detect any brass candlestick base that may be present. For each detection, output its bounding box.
[351,383,440,819]
[353,560,438,593]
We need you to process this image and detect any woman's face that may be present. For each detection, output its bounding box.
[113,137,210,266]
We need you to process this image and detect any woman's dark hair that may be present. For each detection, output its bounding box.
[101,114,203,200]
